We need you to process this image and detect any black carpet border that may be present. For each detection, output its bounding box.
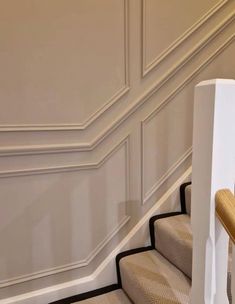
[116,246,152,287]
[49,284,119,304]
[180,181,192,214]
[149,181,191,248]
[149,211,183,248]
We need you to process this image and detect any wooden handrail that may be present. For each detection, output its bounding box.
[216,189,235,244]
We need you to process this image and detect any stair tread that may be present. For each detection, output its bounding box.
[74,289,132,304]
[154,214,192,278]
[120,249,191,304]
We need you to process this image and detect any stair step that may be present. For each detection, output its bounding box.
[154,214,192,278]
[184,184,191,215]
[119,249,191,304]
[56,181,233,304]
[74,289,132,304]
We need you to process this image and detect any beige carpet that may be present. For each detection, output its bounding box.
[120,250,191,304]
[73,183,232,304]
[155,214,192,278]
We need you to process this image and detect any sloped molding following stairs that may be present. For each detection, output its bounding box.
[0,215,131,288]
[141,0,229,76]
[0,13,234,157]
[0,137,130,178]
[0,168,192,304]
[1,2,235,303]
[141,146,192,204]
[0,137,131,287]
[0,9,234,138]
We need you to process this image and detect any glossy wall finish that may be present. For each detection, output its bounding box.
[0,0,235,301]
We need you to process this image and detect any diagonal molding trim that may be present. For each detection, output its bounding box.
[0,215,131,288]
[140,36,235,204]
[0,6,232,136]
[142,0,229,77]
[0,0,130,132]
[0,136,130,178]
[0,137,130,287]
[0,14,234,158]
[141,145,192,205]
[0,167,192,304]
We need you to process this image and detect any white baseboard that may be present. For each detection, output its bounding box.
[1,166,192,304]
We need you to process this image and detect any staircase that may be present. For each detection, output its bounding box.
[52,182,232,304]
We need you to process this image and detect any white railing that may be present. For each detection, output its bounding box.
[191,79,235,304]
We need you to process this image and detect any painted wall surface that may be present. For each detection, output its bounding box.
[0,0,235,302]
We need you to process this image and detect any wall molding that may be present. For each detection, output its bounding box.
[0,14,234,159]
[0,215,130,288]
[0,136,130,178]
[0,137,130,288]
[0,167,192,304]
[140,35,235,204]
[141,33,235,130]
[0,0,130,132]
[142,0,229,77]
[141,145,192,204]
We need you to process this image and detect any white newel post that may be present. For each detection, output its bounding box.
[191,79,235,304]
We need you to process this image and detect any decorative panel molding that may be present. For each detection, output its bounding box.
[141,34,235,204]
[0,137,130,287]
[1,19,234,158]
[0,0,129,131]
[142,0,229,76]
[1,2,235,301]
[141,87,194,204]
[0,137,130,178]
[142,146,192,204]
[0,10,232,138]
[141,32,235,205]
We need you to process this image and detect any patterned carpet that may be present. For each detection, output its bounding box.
[120,250,191,304]
[67,183,232,304]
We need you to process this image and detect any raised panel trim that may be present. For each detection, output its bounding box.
[0,0,130,132]
[0,167,192,303]
[0,16,234,158]
[0,137,130,287]
[141,91,193,204]
[140,32,235,203]
[142,0,229,77]
[0,216,130,288]
[0,136,130,178]
[141,146,192,204]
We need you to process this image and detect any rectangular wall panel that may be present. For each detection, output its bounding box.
[0,140,129,286]
[0,0,128,129]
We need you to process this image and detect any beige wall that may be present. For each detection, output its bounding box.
[0,0,235,301]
